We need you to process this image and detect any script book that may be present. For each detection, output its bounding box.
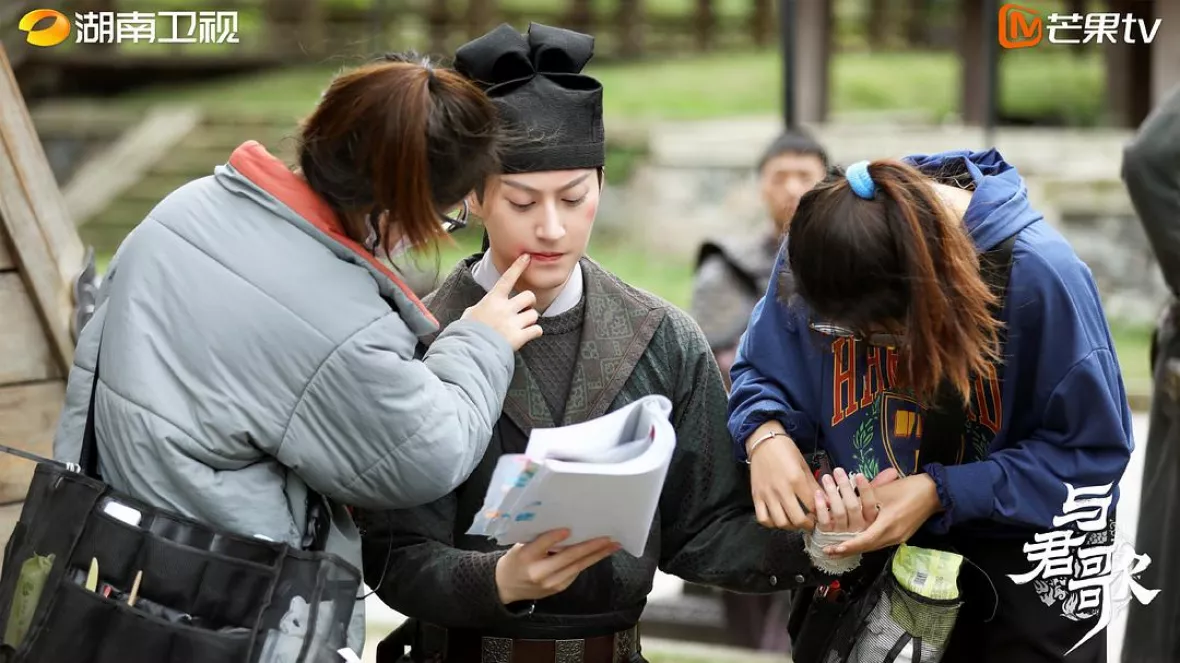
[465,395,676,557]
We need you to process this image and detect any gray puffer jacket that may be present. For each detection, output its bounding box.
[52,141,515,651]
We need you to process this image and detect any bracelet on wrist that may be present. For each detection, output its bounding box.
[746,430,790,462]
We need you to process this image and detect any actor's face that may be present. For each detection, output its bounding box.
[760,152,826,232]
[475,169,599,296]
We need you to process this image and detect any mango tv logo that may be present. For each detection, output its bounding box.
[998,3,1042,49]
[18,9,71,48]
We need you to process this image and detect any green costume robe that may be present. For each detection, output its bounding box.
[358,255,822,642]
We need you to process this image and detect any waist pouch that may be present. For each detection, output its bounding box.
[788,549,885,663]
[790,544,965,663]
[0,329,361,663]
[0,462,361,663]
[837,544,964,663]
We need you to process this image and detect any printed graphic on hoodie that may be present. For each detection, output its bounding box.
[826,338,1002,480]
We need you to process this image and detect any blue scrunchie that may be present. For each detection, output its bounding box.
[845,160,876,199]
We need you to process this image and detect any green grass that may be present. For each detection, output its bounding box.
[1112,321,1153,387]
[999,48,1109,125]
[99,48,1105,126]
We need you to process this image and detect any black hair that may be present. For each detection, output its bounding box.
[757,129,830,173]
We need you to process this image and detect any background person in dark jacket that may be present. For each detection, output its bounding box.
[1120,84,1180,663]
[689,130,828,389]
[687,130,827,652]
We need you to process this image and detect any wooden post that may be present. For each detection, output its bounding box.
[905,0,930,48]
[1065,0,1088,58]
[780,0,795,127]
[616,0,644,58]
[868,0,888,50]
[567,0,593,36]
[369,0,388,52]
[785,0,832,125]
[751,0,773,48]
[305,0,326,58]
[264,0,324,58]
[959,0,989,126]
[694,0,715,52]
[0,46,81,369]
[0,43,84,514]
[1104,0,1154,128]
[466,0,498,40]
[428,0,451,58]
[1149,0,1180,112]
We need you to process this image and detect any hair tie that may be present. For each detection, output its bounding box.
[845,160,876,199]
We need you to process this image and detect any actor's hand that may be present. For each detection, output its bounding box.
[495,529,621,605]
[747,423,822,530]
[823,473,942,557]
[462,253,544,350]
[814,467,900,533]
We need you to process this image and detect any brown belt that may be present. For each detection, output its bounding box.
[424,624,640,663]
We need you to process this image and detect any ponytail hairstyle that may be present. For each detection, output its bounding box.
[297,52,503,254]
[784,159,1001,405]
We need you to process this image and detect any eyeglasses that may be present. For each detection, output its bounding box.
[365,201,471,255]
[809,320,903,348]
[439,199,469,234]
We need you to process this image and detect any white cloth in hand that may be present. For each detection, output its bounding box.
[804,529,863,574]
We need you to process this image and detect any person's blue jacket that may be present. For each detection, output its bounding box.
[727,148,1134,535]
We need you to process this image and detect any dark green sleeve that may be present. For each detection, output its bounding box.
[655,310,829,593]
[356,494,535,629]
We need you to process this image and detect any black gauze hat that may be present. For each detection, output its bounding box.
[455,22,604,174]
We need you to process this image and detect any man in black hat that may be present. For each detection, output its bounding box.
[356,22,838,663]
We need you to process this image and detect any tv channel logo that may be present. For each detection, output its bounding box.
[18,9,71,48]
[999,4,1043,49]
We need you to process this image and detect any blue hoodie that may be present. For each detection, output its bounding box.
[727,149,1134,536]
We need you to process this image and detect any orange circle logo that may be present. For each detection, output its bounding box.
[19,9,71,48]
[998,4,1043,49]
